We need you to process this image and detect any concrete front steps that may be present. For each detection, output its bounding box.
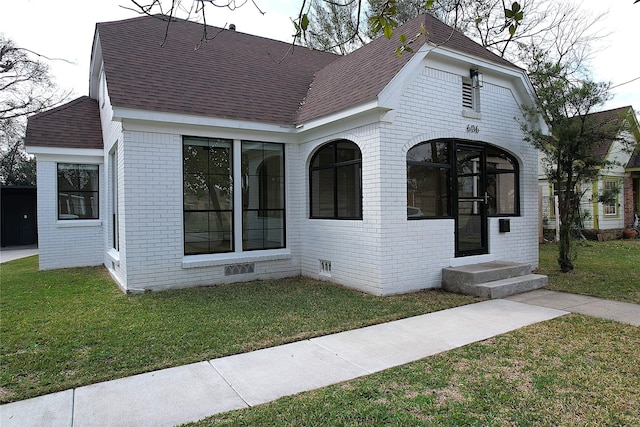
[442,261,548,299]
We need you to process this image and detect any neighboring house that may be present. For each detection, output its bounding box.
[539,106,640,239]
[25,14,543,295]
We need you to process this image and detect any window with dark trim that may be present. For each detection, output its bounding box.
[242,141,285,250]
[183,137,233,255]
[486,147,519,216]
[57,163,99,220]
[407,140,520,219]
[407,140,451,218]
[310,140,362,219]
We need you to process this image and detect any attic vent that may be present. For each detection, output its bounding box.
[229,23,236,31]
[224,263,254,276]
[462,80,474,109]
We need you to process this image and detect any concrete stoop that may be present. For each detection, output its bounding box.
[442,261,548,299]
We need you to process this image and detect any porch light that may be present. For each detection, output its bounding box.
[470,68,483,88]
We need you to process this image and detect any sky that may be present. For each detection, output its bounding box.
[1,0,638,113]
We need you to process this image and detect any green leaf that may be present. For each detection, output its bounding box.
[512,2,521,13]
[301,13,309,31]
[399,34,407,43]
[425,0,435,9]
[509,24,516,36]
[383,23,394,39]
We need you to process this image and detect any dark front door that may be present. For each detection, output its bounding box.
[1,187,37,247]
[455,144,487,256]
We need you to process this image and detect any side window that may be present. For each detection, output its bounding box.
[309,140,362,219]
[602,179,619,216]
[486,147,519,216]
[57,163,100,220]
[406,140,451,218]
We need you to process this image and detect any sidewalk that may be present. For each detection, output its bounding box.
[0,245,38,263]
[1,299,567,427]
[2,291,638,427]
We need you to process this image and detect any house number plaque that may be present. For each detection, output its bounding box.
[466,125,480,133]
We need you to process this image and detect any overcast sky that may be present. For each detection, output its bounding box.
[2,0,638,113]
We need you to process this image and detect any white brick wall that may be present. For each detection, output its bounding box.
[36,159,105,270]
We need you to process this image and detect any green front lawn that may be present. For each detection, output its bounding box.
[0,256,476,403]
[187,315,640,426]
[537,239,640,303]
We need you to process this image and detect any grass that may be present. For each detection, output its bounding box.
[0,255,477,403]
[2,240,639,424]
[537,239,640,304]
[186,315,640,426]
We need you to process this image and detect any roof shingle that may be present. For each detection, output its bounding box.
[25,96,103,149]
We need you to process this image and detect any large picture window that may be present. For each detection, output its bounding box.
[310,140,362,219]
[57,163,99,220]
[183,137,233,255]
[242,141,285,250]
[407,141,451,218]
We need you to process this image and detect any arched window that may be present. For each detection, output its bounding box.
[309,140,362,219]
[406,140,520,219]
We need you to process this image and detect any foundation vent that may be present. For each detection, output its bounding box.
[224,263,255,276]
[319,260,332,277]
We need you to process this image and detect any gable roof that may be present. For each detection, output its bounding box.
[296,13,518,123]
[96,15,339,125]
[25,96,103,149]
[579,106,638,161]
[97,14,521,126]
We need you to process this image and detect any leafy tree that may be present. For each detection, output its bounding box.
[303,0,366,54]
[520,56,631,272]
[0,118,35,185]
[0,34,67,186]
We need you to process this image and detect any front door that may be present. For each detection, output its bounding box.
[455,144,488,256]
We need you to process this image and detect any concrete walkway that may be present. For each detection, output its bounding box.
[0,245,38,263]
[3,291,639,427]
[1,299,567,427]
[506,289,640,326]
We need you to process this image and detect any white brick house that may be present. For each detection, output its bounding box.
[26,14,542,295]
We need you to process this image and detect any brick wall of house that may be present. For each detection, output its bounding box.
[117,130,301,292]
[36,159,105,270]
[372,64,540,293]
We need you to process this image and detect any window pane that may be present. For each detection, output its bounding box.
[311,144,335,168]
[57,163,99,220]
[310,140,362,219]
[183,137,233,255]
[311,169,335,217]
[243,211,284,250]
[336,163,361,217]
[242,142,285,250]
[336,141,361,163]
[407,141,449,164]
[487,172,516,215]
[407,165,449,217]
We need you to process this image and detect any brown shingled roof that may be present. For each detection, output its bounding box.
[296,14,519,123]
[97,16,339,125]
[98,14,521,127]
[580,106,634,161]
[25,96,103,149]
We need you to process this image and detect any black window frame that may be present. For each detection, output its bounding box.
[57,163,100,220]
[309,140,362,220]
[406,140,520,220]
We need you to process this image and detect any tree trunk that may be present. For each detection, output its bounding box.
[557,222,574,272]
